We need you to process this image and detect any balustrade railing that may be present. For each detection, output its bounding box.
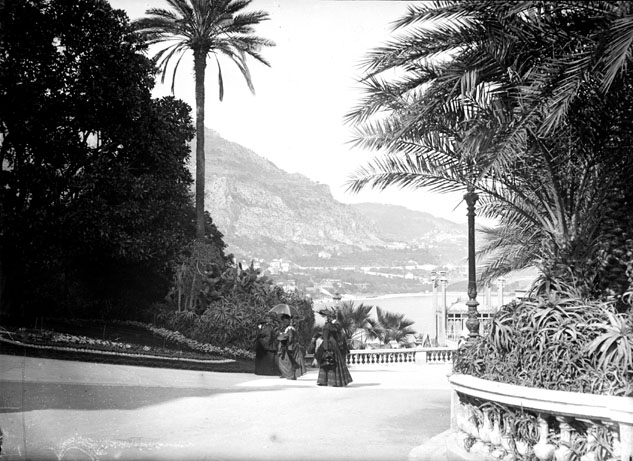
[345,347,456,367]
[449,373,633,461]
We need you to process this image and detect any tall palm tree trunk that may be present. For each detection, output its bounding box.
[194,49,207,240]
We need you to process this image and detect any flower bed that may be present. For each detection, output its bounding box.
[0,320,256,373]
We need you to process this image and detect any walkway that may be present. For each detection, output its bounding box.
[0,355,454,461]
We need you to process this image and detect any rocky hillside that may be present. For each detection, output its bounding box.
[200,129,466,265]
[350,202,466,245]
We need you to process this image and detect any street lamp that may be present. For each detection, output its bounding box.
[439,270,448,346]
[431,270,438,341]
[464,189,480,339]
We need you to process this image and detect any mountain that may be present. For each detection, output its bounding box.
[200,129,467,266]
[350,202,466,245]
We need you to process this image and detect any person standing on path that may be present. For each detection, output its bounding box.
[316,307,353,387]
[277,314,302,380]
[254,313,280,376]
[289,317,307,376]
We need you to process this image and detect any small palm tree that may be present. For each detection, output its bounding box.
[375,307,416,345]
[133,0,274,239]
[337,301,382,348]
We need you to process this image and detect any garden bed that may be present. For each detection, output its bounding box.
[0,320,255,374]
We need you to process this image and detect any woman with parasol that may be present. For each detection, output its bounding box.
[270,304,304,380]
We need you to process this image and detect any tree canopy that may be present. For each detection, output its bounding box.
[0,0,214,318]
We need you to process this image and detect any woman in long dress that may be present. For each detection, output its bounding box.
[277,314,303,380]
[316,307,353,387]
[254,313,279,376]
[290,317,307,376]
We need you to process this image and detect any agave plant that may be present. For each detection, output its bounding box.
[585,311,633,372]
[455,290,632,396]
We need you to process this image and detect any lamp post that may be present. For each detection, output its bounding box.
[431,270,438,342]
[464,189,480,338]
[333,292,342,307]
[439,270,448,346]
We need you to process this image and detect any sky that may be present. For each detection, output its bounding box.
[108,0,469,223]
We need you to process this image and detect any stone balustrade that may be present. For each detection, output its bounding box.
[346,347,456,367]
[449,373,633,461]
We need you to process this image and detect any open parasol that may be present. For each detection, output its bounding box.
[269,303,300,318]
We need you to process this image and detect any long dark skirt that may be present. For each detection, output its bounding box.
[255,349,279,376]
[278,350,301,380]
[292,347,307,377]
[316,343,352,387]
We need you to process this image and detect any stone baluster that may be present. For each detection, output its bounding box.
[533,413,555,461]
[554,416,573,461]
[489,412,505,459]
[479,408,492,446]
[578,421,597,461]
[611,424,621,461]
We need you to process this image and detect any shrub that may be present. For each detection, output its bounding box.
[454,287,633,396]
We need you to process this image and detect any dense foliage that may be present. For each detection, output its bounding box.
[0,0,205,319]
[454,283,633,396]
[346,1,633,304]
[155,260,315,351]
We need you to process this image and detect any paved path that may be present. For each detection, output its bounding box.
[0,355,454,461]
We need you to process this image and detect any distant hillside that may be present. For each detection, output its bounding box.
[350,203,468,265]
[198,129,467,266]
[350,202,466,244]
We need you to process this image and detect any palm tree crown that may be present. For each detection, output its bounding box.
[345,1,633,300]
[133,0,274,239]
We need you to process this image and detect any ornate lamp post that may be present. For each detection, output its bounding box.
[464,189,480,338]
[431,270,438,342]
[439,270,448,346]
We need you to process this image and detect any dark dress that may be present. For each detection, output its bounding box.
[254,323,279,376]
[277,325,304,380]
[316,320,353,387]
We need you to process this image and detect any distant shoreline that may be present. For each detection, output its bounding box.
[355,292,433,300]
[311,291,469,303]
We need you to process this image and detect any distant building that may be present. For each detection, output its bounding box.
[446,301,497,340]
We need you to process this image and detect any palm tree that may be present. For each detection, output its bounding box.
[375,307,416,345]
[133,0,274,239]
[346,1,633,301]
[336,301,382,348]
